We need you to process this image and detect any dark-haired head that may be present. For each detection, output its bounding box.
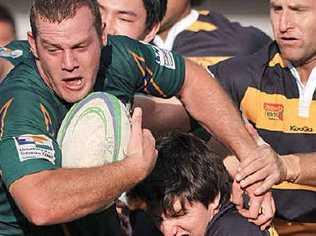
[138,132,232,216]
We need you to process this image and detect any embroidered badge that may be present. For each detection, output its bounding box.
[152,45,175,70]
[0,47,23,59]
[14,134,55,164]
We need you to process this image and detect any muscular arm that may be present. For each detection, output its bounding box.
[0,58,14,82]
[10,158,143,225]
[133,95,190,135]
[9,108,157,225]
[178,59,257,160]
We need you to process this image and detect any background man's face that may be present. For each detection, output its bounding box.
[29,6,103,103]
[98,0,152,41]
[0,21,15,46]
[270,0,316,65]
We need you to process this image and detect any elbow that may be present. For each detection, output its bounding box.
[22,201,58,226]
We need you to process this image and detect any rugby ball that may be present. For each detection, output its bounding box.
[57,92,131,168]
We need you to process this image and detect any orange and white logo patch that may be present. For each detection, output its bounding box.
[264,103,284,121]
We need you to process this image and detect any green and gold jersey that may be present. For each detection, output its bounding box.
[95,35,185,105]
[0,35,185,235]
[0,60,69,235]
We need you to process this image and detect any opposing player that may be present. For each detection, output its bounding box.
[208,0,316,234]
[98,0,166,42]
[137,132,274,236]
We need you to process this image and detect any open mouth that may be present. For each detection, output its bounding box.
[63,77,84,90]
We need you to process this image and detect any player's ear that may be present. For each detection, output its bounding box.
[143,22,160,43]
[101,22,107,45]
[208,193,221,216]
[27,31,39,59]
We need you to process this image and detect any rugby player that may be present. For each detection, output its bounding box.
[137,132,273,236]
[209,0,316,235]
[0,0,276,234]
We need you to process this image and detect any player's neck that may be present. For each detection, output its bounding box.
[295,57,316,85]
[158,5,191,41]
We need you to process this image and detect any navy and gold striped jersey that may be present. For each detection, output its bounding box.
[154,10,271,68]
[206,203,272,236]
[210,41,316,223]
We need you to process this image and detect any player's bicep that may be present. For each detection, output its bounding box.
[0,95,61,188]
[0,136,60,188]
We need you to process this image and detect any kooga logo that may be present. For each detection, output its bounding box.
[289,125,313,132]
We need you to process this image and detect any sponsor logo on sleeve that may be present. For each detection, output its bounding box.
[14,134,56,164]
[264,103,284,121]
[152,45,175,70]
[0,47,23,59]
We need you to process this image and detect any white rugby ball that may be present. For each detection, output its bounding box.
[57,92,131,168]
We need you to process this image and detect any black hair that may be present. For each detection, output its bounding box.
[138,132,232,216]
[191,0,206,7]
[143,0,167,30]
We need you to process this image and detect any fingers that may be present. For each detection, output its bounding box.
[142,129,157,157]
[230,180,244,210]
[239,167,269,189]
[239,193,264,219]
[248,192,275,230]
[126,108,143,156]
[235,145,275,182]
[130,107,142,138]
[254,176,279,195]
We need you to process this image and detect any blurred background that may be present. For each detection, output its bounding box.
[1,0,272,40]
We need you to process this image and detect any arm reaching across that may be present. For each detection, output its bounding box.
[236,121,316,194]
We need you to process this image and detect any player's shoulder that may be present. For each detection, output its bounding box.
[198,10,271,54]
[0,40,32,66]
[210,41,272,79]
[107,35,145,50]
[207,203,269,236]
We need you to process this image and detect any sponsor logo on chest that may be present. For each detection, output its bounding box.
[264,103,284,121]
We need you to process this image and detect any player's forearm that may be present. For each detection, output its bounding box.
[180,60,257,160]
[282,153,316,186]
[134,95,190,134]
[10,158,144,225]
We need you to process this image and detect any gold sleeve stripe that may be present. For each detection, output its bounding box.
[40,104,54,136]
[148,78,167,97]
[128,51,166,97]
[129,51,146,77]
[273,182,316,192]
[0,98,13,139]
[198,10,210,16]
[188,56,231,68]
[187,21,217,32]
[269,53,286,68]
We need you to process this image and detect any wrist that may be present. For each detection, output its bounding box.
[281,154,300,183]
